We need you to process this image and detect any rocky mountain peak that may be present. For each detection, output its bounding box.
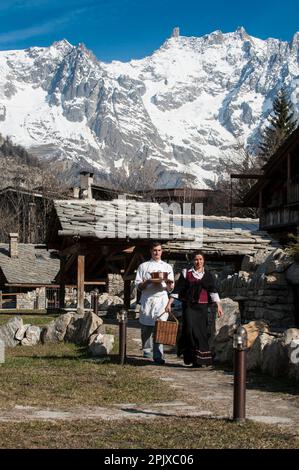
[0,29,298,189]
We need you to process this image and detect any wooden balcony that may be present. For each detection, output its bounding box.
[260,207,299,229]
[288,182,299,204]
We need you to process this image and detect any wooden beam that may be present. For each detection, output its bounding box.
[124,280,131,309]
[123,250,144,279]
[84,281,106,285]
[77,254,85,314]
[59,256,66,309]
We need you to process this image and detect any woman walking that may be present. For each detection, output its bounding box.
[165,252,223,367]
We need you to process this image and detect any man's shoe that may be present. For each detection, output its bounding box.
[153,358,165,365]
[143,351,153,359]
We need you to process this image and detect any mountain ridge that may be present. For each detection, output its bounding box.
[0,27,298,188]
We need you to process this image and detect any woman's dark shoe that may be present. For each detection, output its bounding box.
[153,358,165,365]
[191,363,202,368]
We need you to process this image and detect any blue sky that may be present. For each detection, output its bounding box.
[0,0,298,62]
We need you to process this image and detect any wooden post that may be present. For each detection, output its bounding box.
[59,256,66,309]
[0,290,2,310]
[124,280,131,310]
[287,153,291,203]
[77,254,85,314]
[258,189,263,229]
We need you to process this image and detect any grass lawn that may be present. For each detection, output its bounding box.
[0,314,58,327]
[1,314,298,449]
[0,342,174,409]
[0,417,298,449]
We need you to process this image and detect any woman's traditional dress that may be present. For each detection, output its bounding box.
[171,268,219,367]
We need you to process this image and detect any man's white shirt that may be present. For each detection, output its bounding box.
[135,259,174,326]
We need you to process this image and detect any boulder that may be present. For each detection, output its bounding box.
[88,324,106,345]
[15,324,31,341]
[97,293,123,311]
[211,298,240,364]
[247,332,274,370]
[282,328,299,382]
[65,311,103,345]
[41,312,75,343]
[287,339,299,382]
[282,328,299,347]
[0,317,23,347]
[286,263,299,285]
[243,320,270,348]
[21,326,41,346]
[261,338,289,377]
[88,333,115,357]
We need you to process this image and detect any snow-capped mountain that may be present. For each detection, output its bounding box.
[0,27,299,188]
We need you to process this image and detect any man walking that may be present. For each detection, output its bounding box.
[135,241,174,365]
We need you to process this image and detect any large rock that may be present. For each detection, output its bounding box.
[282,328,299,347]
[15,324,30,341]
[243,320,270,348]
[0,317,23,347]
[261,338,289,377]
[41,312,75,343]
[286,263,299,285]
[21,326,41,346]
[282,328,299,382]
[65,311,103,345]
[97,293,123,311]
[211,298,240,363]
[247,332,275,370]
[88,333,115,357]
[213,298,240,338]
[88,324,106,345]
[287,339,299,382]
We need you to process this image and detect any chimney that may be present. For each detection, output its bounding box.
[73,187,80,198]
[79,171,94,199]
[9,233,19,258]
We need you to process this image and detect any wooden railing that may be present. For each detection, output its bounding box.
[0,292,17,309]
[288,182,299,204]
[260,207,299,228]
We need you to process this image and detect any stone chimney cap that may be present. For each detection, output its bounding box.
[80,170,94,177]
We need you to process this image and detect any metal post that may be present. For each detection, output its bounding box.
[233,326,248,422]
[117,309,128,365]
[94,289,99,316]
[53,292,57,309]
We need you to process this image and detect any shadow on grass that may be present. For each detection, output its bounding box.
[212,362,299,397]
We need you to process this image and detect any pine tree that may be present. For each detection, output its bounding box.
[259,88,297,163]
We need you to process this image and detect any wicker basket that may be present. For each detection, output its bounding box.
[154,312,179,346]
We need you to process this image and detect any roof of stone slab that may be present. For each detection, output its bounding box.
[163,227,279,256]
[0,244,60,285]
[53,199,194,241]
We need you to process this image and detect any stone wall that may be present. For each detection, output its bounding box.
[220,248,295,328]
[16,287,46,309]
[107,274,124,296]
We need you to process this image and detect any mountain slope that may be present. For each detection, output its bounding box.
[0,28,298,188]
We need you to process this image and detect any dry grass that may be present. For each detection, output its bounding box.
[0,314,57,327]
[0,342,173,409]
[0,417,298,449]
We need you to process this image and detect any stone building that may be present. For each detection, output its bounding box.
[0,233,60,309]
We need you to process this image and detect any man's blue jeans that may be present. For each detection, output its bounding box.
[140,324,164,361]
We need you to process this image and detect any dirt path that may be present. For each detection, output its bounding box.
[1,320,298,434]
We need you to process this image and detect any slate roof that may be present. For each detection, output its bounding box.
[52,199,277,256]
[163,227,279,256]
[0,244,60,285]
[53,199,194,241]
